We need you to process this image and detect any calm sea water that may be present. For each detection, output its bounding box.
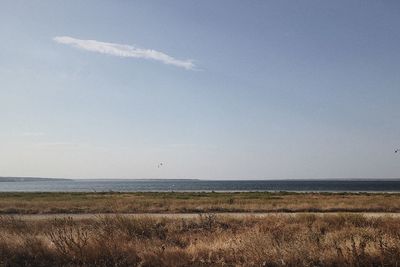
[1,179,400,192]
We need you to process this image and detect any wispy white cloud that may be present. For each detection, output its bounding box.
[53,36,195,70]
[36,142,80,148]
[21,132,46,137]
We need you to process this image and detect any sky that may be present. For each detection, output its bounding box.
[0,0,400,179]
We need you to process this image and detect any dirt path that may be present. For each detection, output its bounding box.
[3,212,400,220]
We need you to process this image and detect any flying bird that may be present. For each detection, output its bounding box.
[395,149,399,153]
[157,162,164,168]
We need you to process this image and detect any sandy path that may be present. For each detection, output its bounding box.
[3,212,400,220]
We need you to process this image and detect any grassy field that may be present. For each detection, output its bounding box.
[1,213,400,266]
[2,192,400,266]
[1,191,400,214]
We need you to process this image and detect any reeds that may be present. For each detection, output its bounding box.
[1,214,400,266]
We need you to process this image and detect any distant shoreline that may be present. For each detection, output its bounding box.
[0,177,72,182]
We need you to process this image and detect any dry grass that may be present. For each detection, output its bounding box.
[1,192,400,214]
[0,214,400,266]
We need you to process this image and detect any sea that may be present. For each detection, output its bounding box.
[1,179,400,192]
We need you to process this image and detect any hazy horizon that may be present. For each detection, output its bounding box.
[1,1,400,179]
[0,176,400,181]
[3,176,400,181]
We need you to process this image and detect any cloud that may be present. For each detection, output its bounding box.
[34,142,82,150]
[53,36,195,70]
[21,132,46,137]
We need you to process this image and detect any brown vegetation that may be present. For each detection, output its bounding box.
[1,214,400,266]
[1,192,400,214]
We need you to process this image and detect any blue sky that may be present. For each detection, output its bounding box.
[1,0,400,179]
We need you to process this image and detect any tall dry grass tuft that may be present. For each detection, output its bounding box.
[1,214,400,266]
